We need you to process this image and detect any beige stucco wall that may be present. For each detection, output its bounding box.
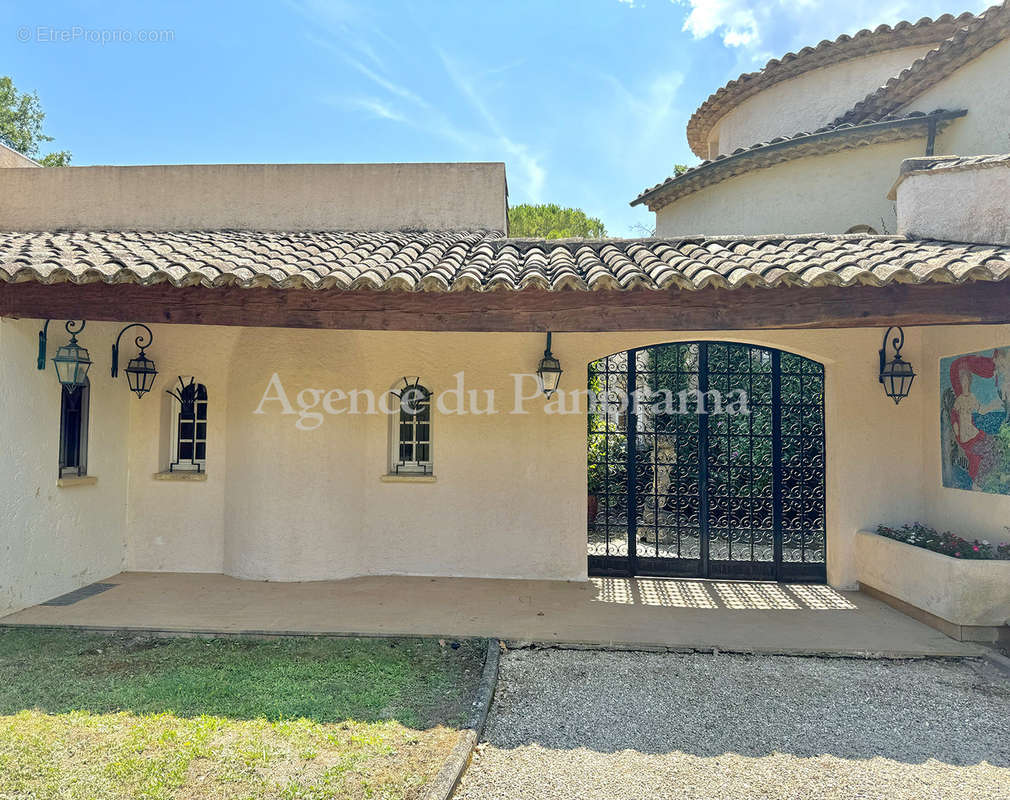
[0,163,508,232]
[0,318,129,614]
[896,162,1010,245]
[125,326,241,573]
[115,325,928,590]
[655,139,925,236]
[919,324,1010,545]
[856,529,1010,628]
[658,39,1010,238]
[17,318,1008,607]
[901,38,1010,157]
[0,143,38,168]
[713,45,937,155]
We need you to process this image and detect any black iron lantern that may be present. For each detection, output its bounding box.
[112,323,158,398]
[879,326,916,405]
[537,331,563,398]
[51,321,92,388]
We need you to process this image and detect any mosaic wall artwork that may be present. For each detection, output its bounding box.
[941,347,1010,495]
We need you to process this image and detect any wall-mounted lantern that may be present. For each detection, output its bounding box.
[48,320,93,389]
[112,323,158,398]
[879,326,916,405]
[537,331,563,398]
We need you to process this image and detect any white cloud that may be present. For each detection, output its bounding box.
[295,1,547,202]
[350,97,407,123]
[437,49,546,201]
[671,0,991,59]
[676,0,760,46]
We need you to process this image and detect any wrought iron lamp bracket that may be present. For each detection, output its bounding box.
[878,326,905,383]
[111,323,155,378]
[37,319,87,370]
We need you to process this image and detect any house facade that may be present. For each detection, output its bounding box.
[633,3,1010,236]
[0,8,1008,642]
[0,157,1008,622]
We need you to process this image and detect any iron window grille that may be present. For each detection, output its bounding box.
[59,378,90,478]
[170,381,208,472]
[390,377,432,475]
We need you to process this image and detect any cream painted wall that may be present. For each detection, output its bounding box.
[220,329,586,582]
[124,326,241,573]
[0,163,508,232]
[657,40,1010,238]
[896,162,1010,245]
[655,139,925,236]
[919,324,1010,546]
[1,319,955,601]
[0,318,129,614]
[713,45,937,156]
[0,145,37,168]
[902,39,1010,157]
[125,325,925,590]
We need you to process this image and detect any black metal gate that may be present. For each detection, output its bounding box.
[587,342,826,582]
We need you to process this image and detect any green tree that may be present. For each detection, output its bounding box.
[508,203,606,238]
[0,76,71,165]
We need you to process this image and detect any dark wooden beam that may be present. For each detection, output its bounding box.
[2,280,1009,332]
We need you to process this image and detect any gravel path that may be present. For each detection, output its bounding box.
[455,649,1010,800]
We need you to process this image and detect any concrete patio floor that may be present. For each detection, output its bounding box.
[0,571,983,657]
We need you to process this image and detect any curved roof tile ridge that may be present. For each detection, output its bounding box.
[633,109,965,210]
[685,11,976,158]
[1,229,1009,292]
[833,1,1010,126]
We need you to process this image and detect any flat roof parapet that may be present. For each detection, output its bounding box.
[0,162,508,233]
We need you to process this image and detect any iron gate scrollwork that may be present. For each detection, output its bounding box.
[587,342,826,582]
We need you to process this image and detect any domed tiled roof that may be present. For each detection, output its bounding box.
[686,12,976,158]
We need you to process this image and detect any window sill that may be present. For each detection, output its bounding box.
[380,474,437,483]
[57,475,98,488]
[153,471,208,482]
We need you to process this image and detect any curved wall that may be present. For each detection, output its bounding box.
[655,138,927,236]
[900,37,1010,156]
[712,45,938,156]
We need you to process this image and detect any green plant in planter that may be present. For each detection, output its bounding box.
[876,522,1010,560]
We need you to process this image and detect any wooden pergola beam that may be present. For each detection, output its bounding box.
[2,280,1009,332]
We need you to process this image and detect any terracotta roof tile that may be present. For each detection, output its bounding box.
[685,12,973,158]
[835,2,1010,125]
[1,230,1009,293]
[632,109,965,211]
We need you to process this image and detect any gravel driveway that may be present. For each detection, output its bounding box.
[455,649,1010,800]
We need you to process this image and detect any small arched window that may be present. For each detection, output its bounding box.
[389,377,432,475]
[168,377,208,472]
[845,224,878,235]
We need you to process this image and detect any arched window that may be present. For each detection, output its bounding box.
[845,224,878,234]
[389,377,432,475]
[169,378,208,472]
[59,378,90,478]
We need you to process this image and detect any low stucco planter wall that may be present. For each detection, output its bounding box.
[855,530,1010,631]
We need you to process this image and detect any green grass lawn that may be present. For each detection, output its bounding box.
[0,629,485,800]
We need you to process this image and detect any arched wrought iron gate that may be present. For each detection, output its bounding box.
[587,342,826,582]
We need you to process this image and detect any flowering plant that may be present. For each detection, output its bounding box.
[876,523,1010,561]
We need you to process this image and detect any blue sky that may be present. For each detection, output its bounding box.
[3,0,990,235]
